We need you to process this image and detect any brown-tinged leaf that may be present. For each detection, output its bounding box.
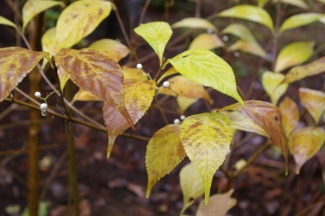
[289,127,325,174]
[89,39,129,61]
[196,189,236,216]
[158,75,213,104]
[104,79,156,157]
[55,0,112,51]
[146,124,185,197]
[262,71,288,105]
[55,48,133,127]
[0,47,48,102]
[22,0,65,31]
[299,87,325,124]
[189,33,224,50]
[283,56,325,83]
[223,100,289,172]
[71,88,99,103]
[181,113,233,204]
[279,97,299,134]
[180,163,204,214]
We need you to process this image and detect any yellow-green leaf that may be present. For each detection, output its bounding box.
[157,66,178,84]
[258,0,270,7]
[22,0,64,31]
[55,48,133,127]
[177,96,198,114]
[223,100,289,172]
[299,87,325,124]
[180,113,233,204]
[42,27,56,55]
[146,124,185,197]
[225,111,268,137]
[189,33,224,50]
[228,40,267,58]
[0,16,18,29]
[166,49,244,104]
[172,17,216,32]
[0,47,48,102]
[274,41,314,72]
[89,39,129,61]
[180,163,204,214]
[279,97,299,134]
[217,5,274,32]
[289,127,325,174]
[134,22,172,66]
[56,0,112,51]
[196,189,236,216]
[104,78,156,157]
[222,23,257,42]
[283,56,325,83]
[279,13,322,34]
[158,75,213,104]
[262,71,288,105]
[273,0,309,10]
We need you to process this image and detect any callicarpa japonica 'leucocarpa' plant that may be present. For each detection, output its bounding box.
[0,0,324,215]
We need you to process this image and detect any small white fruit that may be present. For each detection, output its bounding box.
[40,103,48,111]
[180,115,186,120]
[162,81,170,88]
[34,91,41,98]
[136,63,143,69]
[174,119,180,124]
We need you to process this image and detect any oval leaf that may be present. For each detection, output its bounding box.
[189,33,224,50]
[104,78,156,157]
[289,127,325,174]
[196,189,236,216]
[177,96,198,114]
[72,88,99,103]
[228,40,267,58]
[172,17,217,31]
[275,41,314,73]
[223,100,289,172]
[22,0,64,31]
[134,22,172,66]
[180,113,233,204]
[180,163,204,214]
[54,48,133,127]
[217,5,274,32]
[258,0,270,7]
[166,49,244,104]
[89,39,129,61]
[273,0,309,10]
[0,47,48,102]
[283,56,325,83]
[262,71,288,105]
[55,0,112,51]
[279,97,299,134]
[42,27,56,55]
[222,23,257,42]
[0,16,18,29]
[146,124,186,197]
[158,75,213,104]
[279,13,322,34]
[299,87,325,124]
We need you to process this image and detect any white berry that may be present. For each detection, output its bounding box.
[234,51,240,57]
[40,103,48,111]
[180,115,186,120]
[34,91,41,98]
[222,35,228,42]
[207,28,214,34]
[162,81,170,88]
[174,119,180,124]
[136,63,143,69]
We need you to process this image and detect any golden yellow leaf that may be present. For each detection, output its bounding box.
[289,127,325,174]
[55,0,112,51]
[299,87,325,124]
[104,79,156,157]
[262,71,288,105]
[189,33,224,50]
[279,97,299,134]
[158,75,213,104]
[146,124,185,197]
[228,40,267,58]
[157,66,178,84]
[72,88,99,103]
[180,113,233,204]
[177,96,198,114]
[0,47,48,102]
[42,27,56,55]
[122,66,148,81]
[89,39,129,61]
[223,100,289,172]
